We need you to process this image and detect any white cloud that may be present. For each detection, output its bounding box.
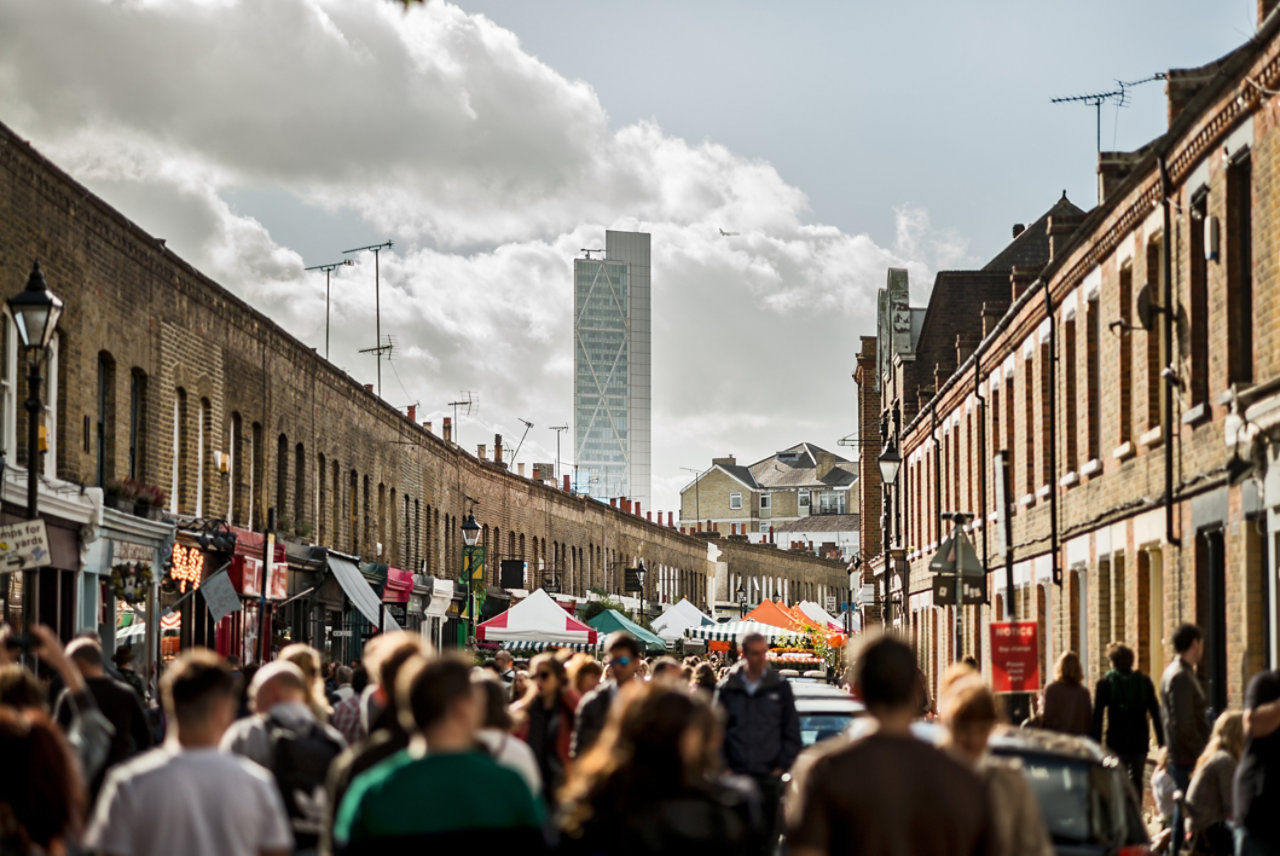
[0,0,962,513]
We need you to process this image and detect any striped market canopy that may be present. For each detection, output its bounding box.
[499,640,597,653]
[684,618,805,646]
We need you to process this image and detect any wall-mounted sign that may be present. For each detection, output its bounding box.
[989,621,1040,693]
[0,520,51,575]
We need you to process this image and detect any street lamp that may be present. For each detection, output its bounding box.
[737,583,747,618]
[878,440,901,625]
[10,261,63,633]
[635,559,647,623]
[461,512,481,645]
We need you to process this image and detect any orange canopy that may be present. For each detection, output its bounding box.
[742,599,804,630]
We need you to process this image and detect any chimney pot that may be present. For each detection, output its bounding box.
[1012,223,1025,239]
[364,384,373,393]
[407,404,417,421]
[668,511,674,527]
[611,498,618,509]
[563,475,571,491]
[634,501,641,517]
[518,462,526,477]
[646,511,652,522]
[442,417,452,443]
[477,444,486,460]
[424,420,432,433]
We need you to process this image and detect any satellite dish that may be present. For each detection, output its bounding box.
[1136,283,1157,331]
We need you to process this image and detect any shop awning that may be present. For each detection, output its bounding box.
[476,588,597,646]
[684,618,804,646]
[328,554,400,632]
[424,578,455,617]
[587,609,667,653]
[383,568,413,604]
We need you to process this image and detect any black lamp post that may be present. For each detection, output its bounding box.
[461,512,481,645]
[635,559,647,623]
[877,440,901,624]
[737,583,747,618]
[10,261,63,633]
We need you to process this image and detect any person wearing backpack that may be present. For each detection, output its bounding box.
[1091,642,1164,796]
[222,659,347,855]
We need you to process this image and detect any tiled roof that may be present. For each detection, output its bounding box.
[747,443,855,489]
[771,514,861,533]
[716,463,760,490]
[982,193,1086,273]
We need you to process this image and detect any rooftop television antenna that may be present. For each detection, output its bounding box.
[447,392,477,448]
[342,240,394,397]
[1051,73,1165,153]
[580,248,604,260]
[512,418,534,462]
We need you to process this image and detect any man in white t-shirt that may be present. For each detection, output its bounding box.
[86,649,293,856]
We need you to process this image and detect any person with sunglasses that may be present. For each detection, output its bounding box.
[571,633,642,759]
[513,653,580,805]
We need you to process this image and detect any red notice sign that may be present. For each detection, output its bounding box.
[989,621,1040,693]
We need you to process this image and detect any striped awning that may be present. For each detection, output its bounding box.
[684,619,805,646]
[499,640,597,653]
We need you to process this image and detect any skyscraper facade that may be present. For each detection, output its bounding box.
[573,230,651,507]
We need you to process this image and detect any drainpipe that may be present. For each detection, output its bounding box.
[975,358,987,569]
[931,400,942,565]
[1159,157,1181,548]
[1042,278,1062,586]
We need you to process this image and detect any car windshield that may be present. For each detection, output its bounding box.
[1011,755,1117,845]
[798,713,852,746]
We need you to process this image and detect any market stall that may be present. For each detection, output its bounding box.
[587,609,666,653]
[475,588,598,648]
[651,598,715,644]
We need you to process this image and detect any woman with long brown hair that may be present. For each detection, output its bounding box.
[1039,650,1091,735]
[558,683,763,856]
[512,652,580,805]
[0,707,85,856]
[1186,710,1245,856]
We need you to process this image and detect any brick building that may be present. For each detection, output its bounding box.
[0,118,846,653]
[858,4,1280,710]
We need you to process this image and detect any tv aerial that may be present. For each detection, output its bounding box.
[1052,73,1165,153]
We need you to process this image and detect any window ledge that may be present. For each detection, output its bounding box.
[1139,425,1163,449]
[1036,484,1051,499]
[1018,493,1035,508]
[1059,471,1079,488]
[1112,442,1135,461]
[1182,402,1210,426]
[1080,458,1102,477]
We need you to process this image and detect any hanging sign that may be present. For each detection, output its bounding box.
[0,520,51,574]
[169,544,206,593]
[201,571,243,623]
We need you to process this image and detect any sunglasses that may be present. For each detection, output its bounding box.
[609,656,631,667]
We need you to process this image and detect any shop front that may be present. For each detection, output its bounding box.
[218,528,288,665]
[383,567,414,633]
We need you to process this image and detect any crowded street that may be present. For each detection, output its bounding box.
[3,1,1280,855]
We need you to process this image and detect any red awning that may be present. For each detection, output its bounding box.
[228,526,287,564]
[383,567,413,603]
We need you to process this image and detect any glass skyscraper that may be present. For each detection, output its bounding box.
[573,230,650,507]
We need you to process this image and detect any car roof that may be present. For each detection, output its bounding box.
[986,725,1110,763]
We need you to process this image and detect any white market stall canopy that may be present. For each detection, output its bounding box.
[684,618,805,646]
[476,588,598,646]
[651,597,716,642]
[796,601,845,632]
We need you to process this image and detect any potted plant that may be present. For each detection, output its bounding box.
[135,483,167,520]
[295,520,313,542]
[104,482,124,510]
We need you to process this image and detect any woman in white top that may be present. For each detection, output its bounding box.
[473,673,542,797]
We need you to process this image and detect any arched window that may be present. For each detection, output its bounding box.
[96,352,116,487]
[275,434,288,524]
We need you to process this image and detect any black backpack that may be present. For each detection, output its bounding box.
[266,715,344,848]
[1107,670,1145,714]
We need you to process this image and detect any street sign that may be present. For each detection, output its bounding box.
[857,584,876,606]
[989,621,1040,692]
[332,629,353,638]
[500,560,526,589]
[932,575,986,605]
[0,519,51,575]
[624,567,643,593]
[928,530,985,577]
[462,546,486,581]
[824,596,837,613]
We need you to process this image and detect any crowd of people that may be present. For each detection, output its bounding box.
[0,617,1276,856]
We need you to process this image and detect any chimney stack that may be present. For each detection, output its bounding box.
[477,444,486,460]
[563,475,571,491]
[610,498,618,509]
[634,501,641,517]
[493,434,503,464]
[518,462,526,477]
[364,384,374,394]
[443,417,452,443]
[407,404,417,422]
[424,420,433,434]
[647,511,652,522]
[668,511,674,527]
[1011,223,1025,239]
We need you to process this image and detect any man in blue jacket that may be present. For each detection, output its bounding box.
[716,631,801,839]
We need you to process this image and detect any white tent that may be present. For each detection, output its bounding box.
[796,601,845,632]
[476,588,598,646]
[834,610,863,634]
[684,618,805,646]
[651,597,716,643]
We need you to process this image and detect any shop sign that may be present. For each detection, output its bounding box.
[201,571,242,623]
[386,602,408,625]
[265,559,287,600]
[241,557,263,597]
[0,520,51,574]
[989,621,1040,693]
[170,544,206,593]
[112,540,153,563]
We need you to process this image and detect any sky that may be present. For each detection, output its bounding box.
[0,0,1254,517]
